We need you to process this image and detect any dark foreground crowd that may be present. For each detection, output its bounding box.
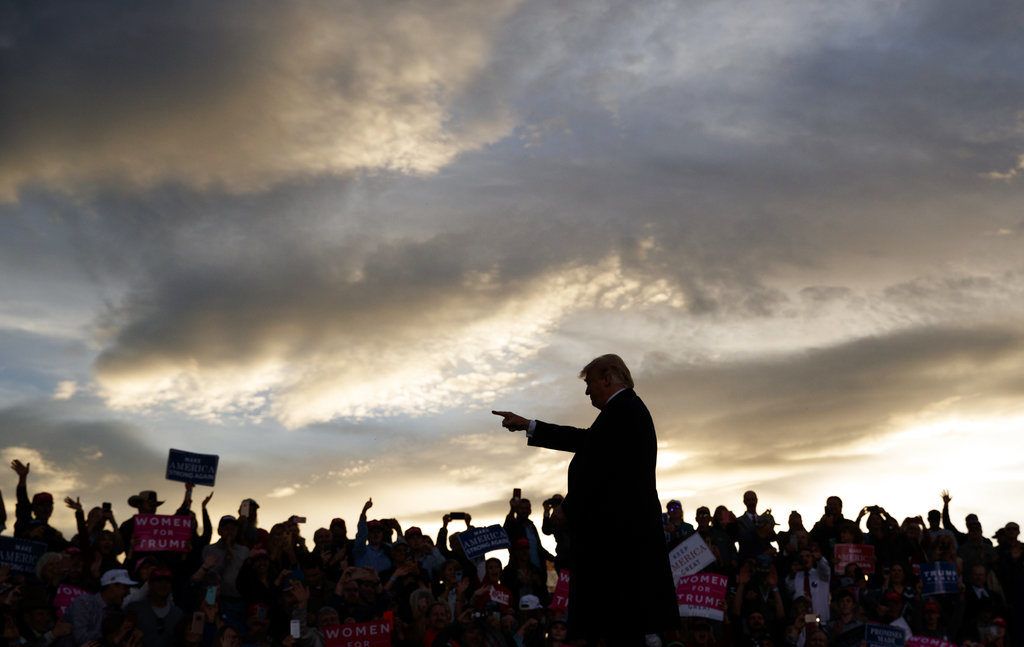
[0,458,1021,647]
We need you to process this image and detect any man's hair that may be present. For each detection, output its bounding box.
[579,354,634,388]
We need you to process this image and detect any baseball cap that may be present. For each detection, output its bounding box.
[519,594,542,610]
[100,569,137,587]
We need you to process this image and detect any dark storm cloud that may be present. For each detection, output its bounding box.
[644,325,1024,457]
[0,400,162,492]
[0,0,518,199]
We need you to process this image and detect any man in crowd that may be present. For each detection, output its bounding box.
[125,565,184,646]
[493,353,677,644]
[10,460,67,551]
[64,568,136,644]
[352,498,392,574]
[503,494,551,571]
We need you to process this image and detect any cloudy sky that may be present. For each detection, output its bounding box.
[2,0,1023,542]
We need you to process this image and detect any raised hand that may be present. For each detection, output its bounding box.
[64,496,83,512]
[290,580,310,605]
[362,498,373,514]
[10,460,29,479]
[941,490,952,504]
[202,491,214,508]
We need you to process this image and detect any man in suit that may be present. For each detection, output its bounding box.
[493,354,677,645]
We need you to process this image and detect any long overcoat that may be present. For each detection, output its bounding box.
[529,388,678,640]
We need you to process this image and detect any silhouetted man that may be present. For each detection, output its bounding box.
[494,353,677,645]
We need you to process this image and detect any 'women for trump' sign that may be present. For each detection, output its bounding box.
[323,619,392,647]
[677,573,728,620]
[133,514,193,552]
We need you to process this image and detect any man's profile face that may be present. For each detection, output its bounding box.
[584,371,616,410]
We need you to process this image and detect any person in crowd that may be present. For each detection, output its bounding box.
[236,498,261,548]
[117,488,165,568]
[663,499,695,548]
[9,591,72,646]
[809,495,846,563]
[353,498,393,574]
[405,526,445,582]
[503,495,551,571]
[785,543,831,624]
[962,563,1010,642]
[202,514,250,626]
[540,495,570,572]
[124,565,184,647]
[63,568,137,644]
[738,494,779,563]
[10,460,67,552]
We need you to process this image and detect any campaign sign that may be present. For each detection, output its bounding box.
[835,543,876,574]
[0,536,46,574]
[456,525,509,560]
[906,638,955,647]
[920,562,959,596]
[549,569,570,611]
[677,572,728,620]
[166,448,219,486]
[865,624,905,647]
[133,514,193,552]
[54,584,87,618]
[488,585,511,607]
[322,618,392,647]
[669,533,715,582]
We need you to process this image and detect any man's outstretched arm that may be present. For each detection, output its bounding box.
[492,411,586,453]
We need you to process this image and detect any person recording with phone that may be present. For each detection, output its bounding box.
[503,491,553,571]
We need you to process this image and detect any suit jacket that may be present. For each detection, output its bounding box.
[528,389,677,640]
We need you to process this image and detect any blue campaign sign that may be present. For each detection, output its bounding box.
[920,562,959,596]
[166,448,219,486]
[0,536,47,574]
[457,525,510,560]
[865,624,905,647]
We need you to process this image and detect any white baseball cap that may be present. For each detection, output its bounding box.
[519,594,542,610]
[100,569,137,587]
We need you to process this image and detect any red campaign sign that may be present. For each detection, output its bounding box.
[834,543,876,575]
[549,569,570,611]
[132,514,193,552]
[677,573,727,621]
[907,638,955,647]
[54,584,87,618]
[488,586,511,607]
[322,618,392,647]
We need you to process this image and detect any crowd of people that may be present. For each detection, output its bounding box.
[0,458,1021,647]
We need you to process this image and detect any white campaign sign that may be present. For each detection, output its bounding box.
[669,532,715,583]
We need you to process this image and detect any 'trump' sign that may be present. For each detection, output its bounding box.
[549,569,570,611]
[677,573,728,620]
[133,514,193,552]
[322,619,392,647]
[920,562,959,596]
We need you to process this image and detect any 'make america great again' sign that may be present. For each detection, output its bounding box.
[166,448,219,486]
